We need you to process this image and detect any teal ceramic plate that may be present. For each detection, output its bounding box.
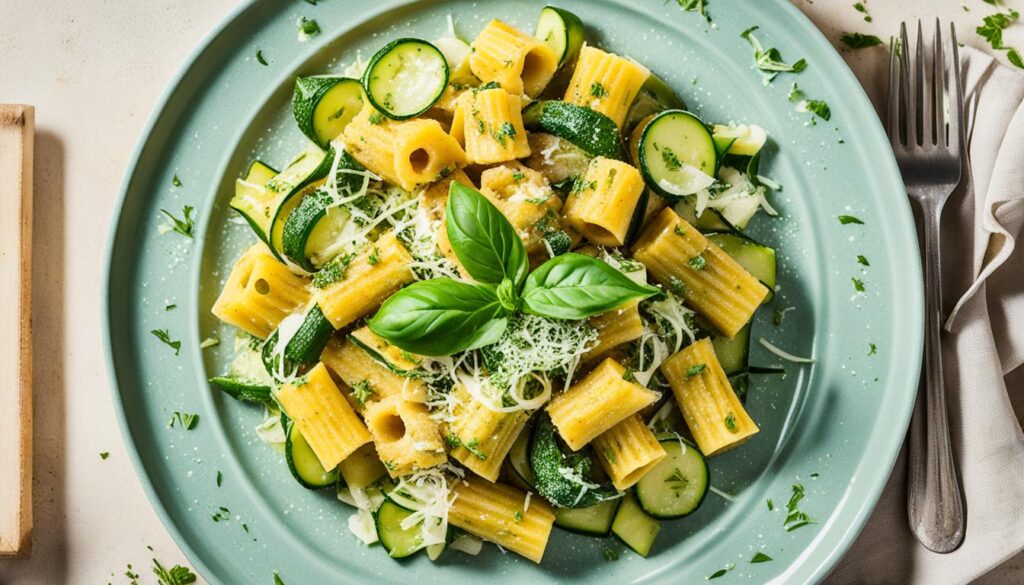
[105,1,922,583]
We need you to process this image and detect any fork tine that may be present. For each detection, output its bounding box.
[915,20,929,145]
[887,30,903,145]
[900,22,915,146]
[933,20,946,148]
[947,23,964,156]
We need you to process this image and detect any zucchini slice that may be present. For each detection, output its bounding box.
[529,415,620,508]
[611,491,661,557]
[712,123,767,157]
[281,189,350,271]
[673,198,732,232]
[707,232,776,301]
[524,133,593,186]
[229,160,279,244]
[363,38,449,120]
[638,110,717,199]
[262,305,335,379]
[208,376,273,405]
[710,322,751,376]
[348,327,423,376]
[536,6,586,68]
[624,73,686,133]
[293,76,366,148]
[285,418,340,489]
[507,424,536,489]
[375,499,424,558]
[267,146,335,262]
[554,499,620,536]
[634,436,709,519]
[522,101,624,160]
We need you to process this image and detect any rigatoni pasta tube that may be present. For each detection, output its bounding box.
[632,208,768,337]
[342,105,467,191]
[469,19,558,97]
[448,476,555,563]
[582,301,644,362]
[212,244,311,339]
[450,87,530,165]
[362,394,446,477]
[660,338,758,456]
[315,231,415,330]
[338,442,387,489]
[563,157,646,247]
[447,385,530,482]
[320,338,424,409]
[593,414,667,491]
[276,363,371,470]
[546,358,659,451]
[478,163,563,256]
[564,46,650,129]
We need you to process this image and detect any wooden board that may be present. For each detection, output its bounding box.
[0,104,34,557]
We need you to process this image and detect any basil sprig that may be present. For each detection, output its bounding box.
[369,183,660,355]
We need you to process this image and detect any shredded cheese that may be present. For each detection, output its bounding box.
[758,337,815,363]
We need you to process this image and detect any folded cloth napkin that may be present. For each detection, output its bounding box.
[826,47,1024,584]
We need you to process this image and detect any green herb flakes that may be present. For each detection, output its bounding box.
[153,559,197,585]
[840,32,883,49]
[602,547,620,561]
[160,206,195,238]
[706,563,735,580]
[216,471,223,487]
[589,81,609,98]
[977,8,1024,69]
[686,363,707,378]
[350,380,375,405]
[853,2,872,22]
[852,277,865,292]
[868,342,877,355]
[256,50,268,66]
[767,498,774,511]
[661,146,683,171]
[172,174,182,187]
[751,551,773,563]
[674,0,711,23]
[275,574,286,585]
[150,329,181,355]
[838,214,864,225]
[298,17,321,41]
[100,451,110,460]
[168,411,199,430]
[464,438,488,460]
[783,483,815,531]
[688,254,707,271]
[312,253,355,288]
[740,26,807,84]
[857,254,870,266]
[368,111,385,125]
[724,412,737,431]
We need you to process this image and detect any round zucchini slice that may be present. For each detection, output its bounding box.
[624,73,687,133]
[528,414,620,508]
[522,100,624,160]
[285,420,340,490]
[637,110,717,199]
[375,499,424,558]
[707,232,776,299]
[535,6,585,68]
[362,38,449,120]
[281,189,350,271]
[634,436,709,519]
[293,76,365,148]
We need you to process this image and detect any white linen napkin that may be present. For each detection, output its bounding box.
[826,47,1024,585]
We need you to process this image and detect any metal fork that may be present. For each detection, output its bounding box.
[887,20,965,553]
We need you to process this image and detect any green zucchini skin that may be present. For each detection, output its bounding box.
[362,38,448,120]
[262,305,335,380]
[554,498,620,536]
[536,6,586,68]
[624,73,687,133]
[522,101,625,160]
[528,415,621,509]
[710,322,751,376]
[266,146,336,263]
[293,76,364,147]
[375,499,424,558]
[208,376,273,405]
[285,418,340,490]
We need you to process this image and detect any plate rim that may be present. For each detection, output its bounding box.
[102,1,924,583]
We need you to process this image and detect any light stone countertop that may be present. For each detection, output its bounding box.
[0,1,1020,583]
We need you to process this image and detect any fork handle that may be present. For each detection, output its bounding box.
[907,195,964,553]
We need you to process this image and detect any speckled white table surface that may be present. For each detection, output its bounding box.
[0,1,1020,583]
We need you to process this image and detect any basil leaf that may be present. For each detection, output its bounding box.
[446,182,529,287]
[521,253,661,320]
[369,279,508,356]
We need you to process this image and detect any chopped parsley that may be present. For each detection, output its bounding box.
[661,146,683,171]
[383,460,397,471]
[868,342,877,355]
[100,451,110,460]
[673,0,711,23]
[622,368,638,383]
[688,254,707,271]
[853,2,872,22]
[602,446,618,464]
[773,306,794,326]
[513,511,523,522]
[724,412,737,431]
[211,506,231,522]
[857,254,870,266]
[367,246,381,265]
[840,32,883,49]
[274,574,286,585]
[803,99,831,121]
[740,26,807,84]
[477,81,501,91]
[464,438,488,460]
[303,0,317,4]
[165,303,177,311]
[852,277,865,292]
[589,81,609,98]
[476,120,486,134]
[298,17,321,41]
[674,224,687,237]
[256,50,268,66]
[350,380,375,405]
[160,206,195,238]
[571,177,597,195]
[751,551,773,563]
[665,468,689,490]
[312,253,355,288]
[172,174,182,187]
[368,111,385,125]
[493,121,517,146]
[444,433,462,449]
[977,8,1024,69]
[150,329,181,355]
[216,471,223,487]
[686,363,707,378]
[602,547,620,561]
[767,498,774,511]
[669,276,686,295]
[152,559,197,585]
[838,214,864,225]
[706,563,735,580]
[168,411,199,430]
[512,171,525,183]
[783,483,815,531]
